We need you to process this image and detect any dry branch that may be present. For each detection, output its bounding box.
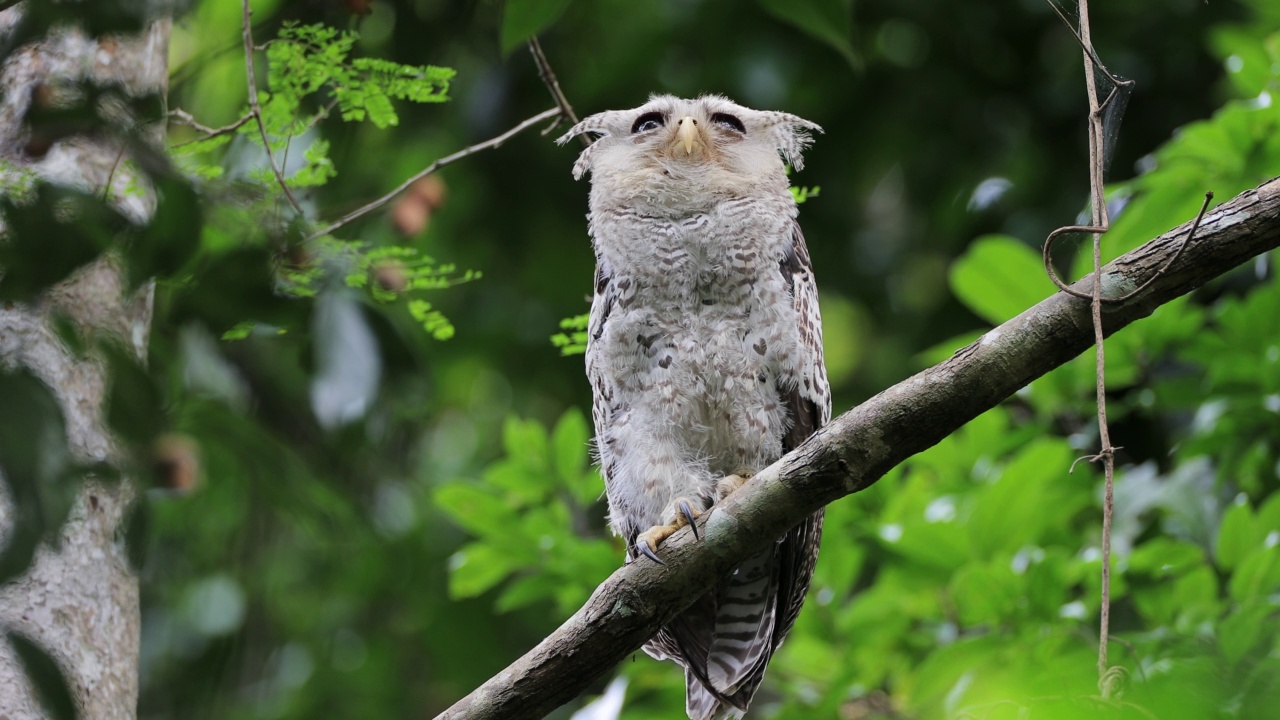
[241,0,304,216]
[437,177,1280,720]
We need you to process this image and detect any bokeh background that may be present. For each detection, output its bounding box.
[101,0,1280,717]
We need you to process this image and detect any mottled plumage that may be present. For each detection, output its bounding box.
[559,95,829,720]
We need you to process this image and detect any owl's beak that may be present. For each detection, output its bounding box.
[675,116,702,155]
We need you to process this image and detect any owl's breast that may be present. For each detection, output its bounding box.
[589,195,805,467]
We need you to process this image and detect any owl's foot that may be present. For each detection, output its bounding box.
[634,498,703,564]
[715,471,755,501]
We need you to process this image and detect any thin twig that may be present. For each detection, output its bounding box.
[528,37,589,146]
[241,0,305,216]
[306,107,561,240]
[299,98,341,135]
[168,108,253,143]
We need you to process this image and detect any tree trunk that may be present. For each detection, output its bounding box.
[0,8,170,719]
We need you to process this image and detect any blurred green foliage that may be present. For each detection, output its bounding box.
[2,0,1280,718]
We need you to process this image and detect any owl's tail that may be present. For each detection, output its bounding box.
[683,546,779,720]
[685,671,744,720]
[651,507,822,720]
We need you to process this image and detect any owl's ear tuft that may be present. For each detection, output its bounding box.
[557,114,613,181]
[555,118,608,146]
[770,114,823,172]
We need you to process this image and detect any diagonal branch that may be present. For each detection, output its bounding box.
[435,176,1280,720]
[305,107,561,240]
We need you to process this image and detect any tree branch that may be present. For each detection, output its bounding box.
[305,107,561,240]
[167,108,253,146]
[241,0,306,216]
[436,177,1280,720]
[527,37,587,146]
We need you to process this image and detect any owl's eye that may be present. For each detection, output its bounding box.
[710,113,745,133]
[631,112,665,134]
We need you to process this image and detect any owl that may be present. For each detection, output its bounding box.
[559,94,829,720]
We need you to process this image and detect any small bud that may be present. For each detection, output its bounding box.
[152,433,201,495]
[391,195,429,237]
[372,260,409,293]
[412,175,447,210]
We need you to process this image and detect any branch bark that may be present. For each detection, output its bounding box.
[437,175,1280,720]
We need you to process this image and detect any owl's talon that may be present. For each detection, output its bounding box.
[678,499,700,540]
[716,472,754,501]
[636,541,665,565]
[635,496,704,564]
[635,524,675,564]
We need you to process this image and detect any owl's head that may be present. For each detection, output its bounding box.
[556,95,821,189]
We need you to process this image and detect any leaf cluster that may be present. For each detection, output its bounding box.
[435,411,618,615]
[264,22,454,133]
[166,21,473,343]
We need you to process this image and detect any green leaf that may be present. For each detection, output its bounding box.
[125,159,204,289]
[1219,601,1272,664]
[434,483,522,540]
[447,542,519,598]
[967,439,1084,555]
[169,248,305,336]
[482,460,542,500]
[1172,566,1220,626]
[1230,545,1280,602]
[1133,582,1179,627]
[1128,537,1206,576]
[0,370,78,585]
[500,0,574,54]
[790,185,821,204]
[104,343,163,448]
[1023,550,1069,619]
[949,235,1054,325]
[7,632,77,720]
[408,300,456,341]
[1217,501,1258,570]
[1256,492,1280,533]
[289,140,337,188]
[502,416,549,472]
[551,314,589,356]
[551,408,589,485]
[494,573,559,612]
[0,184,122,301]
[949,560,1020,626]
[758,0,858,68]
[1211,27,1272,98]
